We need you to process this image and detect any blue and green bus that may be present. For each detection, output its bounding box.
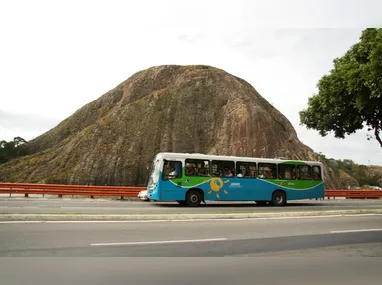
[147,152,324,206]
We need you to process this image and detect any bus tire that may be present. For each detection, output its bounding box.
[271,190,286,206]
[186,190,202,207]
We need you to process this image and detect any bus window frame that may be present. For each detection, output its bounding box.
[278,164,296,180]
[236,161,257,178]
[258,163,277,179]
[161,159,183,181]
[297,164,312,180]
[185,159,210,177]
[211,160,235,177]
[312,165,322,180]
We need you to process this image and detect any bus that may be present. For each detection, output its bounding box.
[146,152,324,207]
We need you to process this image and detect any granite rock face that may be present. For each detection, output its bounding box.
[0,65,336,188]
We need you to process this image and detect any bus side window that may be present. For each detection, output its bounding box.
[185,159,210,177]
[312,166,322,180]
[278,164,296,180]
[258,163,276,179]
[297,165,312,180]
[162,160,182,180]
[212,160,234,177]
[236,162,256,178]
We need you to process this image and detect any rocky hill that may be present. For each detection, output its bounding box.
[318,155,382,188]
[366,166,382,187]
[337,170,360,189]
[0,65,336,188]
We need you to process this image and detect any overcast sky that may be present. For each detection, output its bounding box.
[1,0,381,165]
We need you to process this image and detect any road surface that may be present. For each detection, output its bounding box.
[0,197,381,214]
[1,214,381,257]
[1,258,381,285]
[1,214,381,284]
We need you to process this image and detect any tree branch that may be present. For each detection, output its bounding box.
[375,126,382,147]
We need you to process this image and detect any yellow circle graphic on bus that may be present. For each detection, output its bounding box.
[207,178,230,199]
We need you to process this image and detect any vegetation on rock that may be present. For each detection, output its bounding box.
[316,153,382,188]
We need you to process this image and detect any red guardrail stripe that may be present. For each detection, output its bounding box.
[0,183,381,198]
[325,190,382,197]
[0,182,145,197]
[0,182,146,190]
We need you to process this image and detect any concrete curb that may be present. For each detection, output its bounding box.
[1,209,382,221]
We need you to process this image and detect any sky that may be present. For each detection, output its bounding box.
[1,0,382,166]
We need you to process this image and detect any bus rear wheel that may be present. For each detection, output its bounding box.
[271,191,286,206]
[186,190,202,207]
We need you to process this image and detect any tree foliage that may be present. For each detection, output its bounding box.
[300,28,382,147]
[0,137,28,164]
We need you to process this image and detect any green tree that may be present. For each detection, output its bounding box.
[300,28,382,147]
[0,137,28,164]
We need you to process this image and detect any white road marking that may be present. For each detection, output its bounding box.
[44,220,169,223]
[170,218,268,222]
[170,213,382,222]
[0,220,169,224]
[269,214,382,219]
[91,238,227,246]
[341,214,382,217]
[330,229,382,234]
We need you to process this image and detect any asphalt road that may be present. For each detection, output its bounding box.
[1,197,382,214]
[1,214,381,257]
[1,258,381,285]
[1,215,381,284]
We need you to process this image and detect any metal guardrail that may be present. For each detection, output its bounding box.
[0,182,145,198]
[325,190,382,198]
[0,183,381,199]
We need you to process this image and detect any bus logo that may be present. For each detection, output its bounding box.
[207,178,230,199]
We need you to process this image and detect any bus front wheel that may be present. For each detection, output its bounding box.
[186,190,202,207]
[271,191,286,206]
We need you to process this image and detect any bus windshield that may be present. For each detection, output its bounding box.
[148,158,161,184]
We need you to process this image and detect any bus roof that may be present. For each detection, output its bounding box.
[154,152,323,166]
